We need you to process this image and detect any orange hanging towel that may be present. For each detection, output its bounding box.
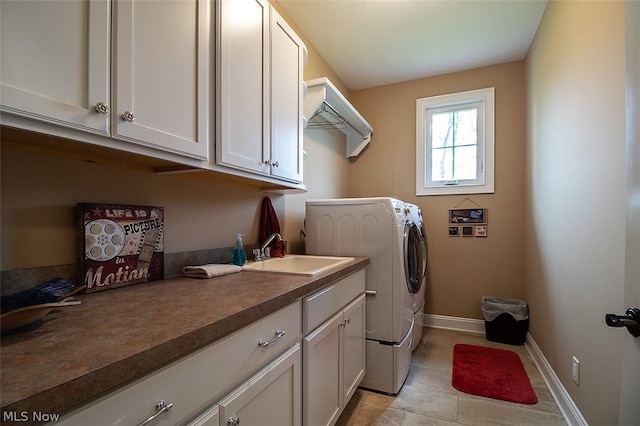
[259,196,285,257]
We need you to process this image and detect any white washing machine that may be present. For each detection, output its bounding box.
[305,197,423,394]
[406,202,428,351]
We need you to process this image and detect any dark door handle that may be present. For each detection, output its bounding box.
[605,307,640,337]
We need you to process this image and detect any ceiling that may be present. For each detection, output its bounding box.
[278,0,549,91]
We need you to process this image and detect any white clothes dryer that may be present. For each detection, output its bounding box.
[305,197,423,394]
[405,202,428,351]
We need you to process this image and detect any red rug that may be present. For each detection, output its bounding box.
[452,343,538,404]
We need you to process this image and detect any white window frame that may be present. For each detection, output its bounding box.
[416,87,495,196]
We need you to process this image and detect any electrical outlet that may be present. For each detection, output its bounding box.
[572,356,580,385]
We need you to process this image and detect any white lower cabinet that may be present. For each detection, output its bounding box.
[303,271,366,426]
[189,405,219,426]
[304,311,342,426]
[51,268,367,426]
[341,295,366,404]
[55,302,300,426]
[189,343,301,426]
[218,343,301,426]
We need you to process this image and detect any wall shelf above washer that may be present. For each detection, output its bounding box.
[303,77,373,158]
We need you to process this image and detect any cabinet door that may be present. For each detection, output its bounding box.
[217,0,270,175]
[341,294,366,405]
[303,312,342,426]
[0,0,110,134]
[269,8,304,183]
[189,405,219,426]
[218,344,301,426]
[113,0,209,160]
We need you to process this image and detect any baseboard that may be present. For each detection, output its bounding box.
[424,314,586,426]
[423,314,485,334]
[525,334,588,426]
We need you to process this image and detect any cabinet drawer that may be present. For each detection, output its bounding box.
[57,301,301,426]
[303,269,365,334]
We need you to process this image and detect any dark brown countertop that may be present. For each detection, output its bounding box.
[0,257,368,419]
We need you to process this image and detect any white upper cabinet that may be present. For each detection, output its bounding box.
[269,8,304,183]
[217,0,305,184]
[0,0,209,161]
[112,0,210,160]
[217,0,270,175]
[0,0,110,135]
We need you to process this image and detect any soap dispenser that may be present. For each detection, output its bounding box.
[231,234,247,266]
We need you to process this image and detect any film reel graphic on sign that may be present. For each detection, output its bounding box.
[84,219,126,261]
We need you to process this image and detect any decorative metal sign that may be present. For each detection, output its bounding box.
[448,208,487,225]
[79,203,164,293]
[448,198,488,238]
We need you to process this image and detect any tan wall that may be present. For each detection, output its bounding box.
[0,148,270,269]
[283,129,351,254]
[347,62,527,319]
[525,1,627,424]
[270,0,351,97]
[270,0,352,253]
[270,0,351,254]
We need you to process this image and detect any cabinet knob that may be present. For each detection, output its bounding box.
[228,417,240,425]
[94,102,109,114]
[121,111,135,122]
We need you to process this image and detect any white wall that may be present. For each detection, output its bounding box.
[525,1,628,424]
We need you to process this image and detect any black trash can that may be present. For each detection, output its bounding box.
[481,296,529,345]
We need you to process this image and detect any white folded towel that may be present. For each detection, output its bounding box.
[183,264,242,279]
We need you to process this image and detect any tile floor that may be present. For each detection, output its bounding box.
[336,327,567,426]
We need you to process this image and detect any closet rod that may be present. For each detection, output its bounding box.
[306,102,368,140]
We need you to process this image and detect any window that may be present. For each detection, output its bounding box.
[416,87,494,196]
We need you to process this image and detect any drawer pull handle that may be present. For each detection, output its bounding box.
[365,290,376,296]
[228,417,240,425]
[136,400,173,426]
[258,330,285,347]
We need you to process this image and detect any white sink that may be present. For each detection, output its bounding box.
[242,255,353,277]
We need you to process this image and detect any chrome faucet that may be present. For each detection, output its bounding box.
[254,233,282,261]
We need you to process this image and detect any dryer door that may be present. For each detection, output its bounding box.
[404,221,427,294]
[421,227,428,276]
